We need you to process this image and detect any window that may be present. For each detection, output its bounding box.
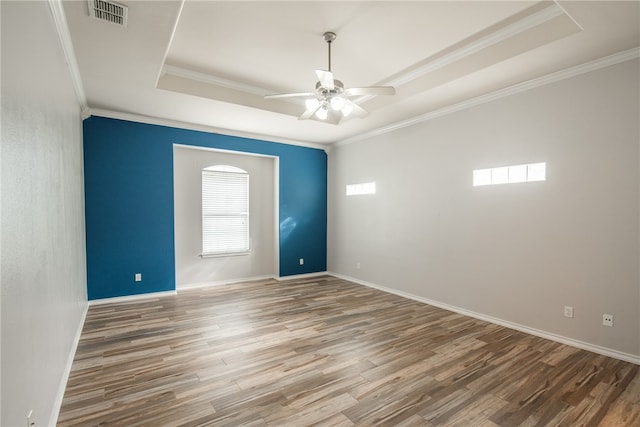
[473,162,546,186]
[346,182,376,196]
[202,165,249,256]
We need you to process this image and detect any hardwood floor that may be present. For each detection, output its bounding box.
[58,276,639,426]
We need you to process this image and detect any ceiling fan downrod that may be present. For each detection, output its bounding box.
[323,31,336,72]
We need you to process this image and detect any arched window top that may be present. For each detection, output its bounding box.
[204,165,247,174]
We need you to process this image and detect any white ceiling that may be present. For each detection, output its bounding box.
[62,1,640,146]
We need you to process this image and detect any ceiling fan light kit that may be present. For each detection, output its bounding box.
[264,31,395,123]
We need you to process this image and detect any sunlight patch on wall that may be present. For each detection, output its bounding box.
[346,182,376,196]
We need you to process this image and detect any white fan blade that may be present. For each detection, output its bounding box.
[264,92,315,100]
[298,103,322,120]
[344,99,368,118]
[345,86,395,96]
[315,69,335,90]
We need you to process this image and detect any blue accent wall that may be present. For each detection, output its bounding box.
[83,117,327,300]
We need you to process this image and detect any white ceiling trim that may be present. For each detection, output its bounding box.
[154,0,185,87]
[47,0,88,113]
[552,0,583,32]
[336,47,640,147]
[85,108,330,152]
[162,64,271,97]
[85,47,639,151]
[174,143,279,161]
[356,1,571,104]
[394,1,567,86]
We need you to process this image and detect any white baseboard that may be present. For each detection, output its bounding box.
[177,275,277,291]
[49,300,89,426]
[172,271,331,291]
[277,271,329,281]
[89,290,177,305]
[329,272,640,365]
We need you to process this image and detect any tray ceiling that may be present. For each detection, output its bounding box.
[62,1,640,146]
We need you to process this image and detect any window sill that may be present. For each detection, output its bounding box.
[200,251,251,259]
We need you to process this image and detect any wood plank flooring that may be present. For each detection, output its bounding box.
[58,276,640,426]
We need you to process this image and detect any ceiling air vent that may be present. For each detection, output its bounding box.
[88,0,128,26]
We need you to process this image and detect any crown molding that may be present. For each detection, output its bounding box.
[394,2,568,86]
[160,64,306,112]
[85,108,331,152]
[163,64,271,97]
[336,47,640,147]
[356,2,572,104]
[155,0,185,87]
[47,0,88,113]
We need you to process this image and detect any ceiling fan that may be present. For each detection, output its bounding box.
[264,32,395,122]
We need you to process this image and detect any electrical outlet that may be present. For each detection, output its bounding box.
[564,306,574,318]
[299,258,304,265]
[135,273,142,282]
[602,314,614,327]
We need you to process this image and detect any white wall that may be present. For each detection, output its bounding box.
[328,59,640,359]
[174,146,276,287]
[1,1,87,426]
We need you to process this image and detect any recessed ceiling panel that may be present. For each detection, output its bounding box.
[159,1,580,124]
[164,1,538,91]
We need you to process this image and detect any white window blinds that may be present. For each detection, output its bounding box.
[202,165,249,256]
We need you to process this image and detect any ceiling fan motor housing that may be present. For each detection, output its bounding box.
[315,79,344,99]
